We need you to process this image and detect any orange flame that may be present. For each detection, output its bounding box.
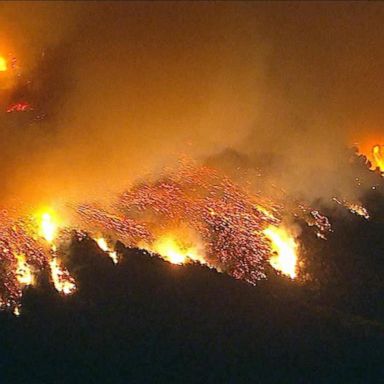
[49,257,76,295]
[37,208,76,295]
[38,211,58,244]
[263,225,298,279]
[141,235,205,265]
[372,145,384,172]
[355,138,384,172]
[96,237,118,264]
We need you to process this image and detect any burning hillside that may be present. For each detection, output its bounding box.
[0,162,304,313]
[0,154,381,315]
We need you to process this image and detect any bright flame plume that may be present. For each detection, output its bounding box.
[49,257,76,295]
[39,212,57,244]
[263,225,298,279]
[142,235,204,265]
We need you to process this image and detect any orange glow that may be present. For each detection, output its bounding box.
[263,225,297,279]
[0,56,7,71]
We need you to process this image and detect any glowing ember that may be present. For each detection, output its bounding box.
[96,237,119,264]
[49,257,76,295]
[6,101,33,113]
[347,203,370,220]
[263,225,297,279]
[0,56,7,71]
[333,197,370,220]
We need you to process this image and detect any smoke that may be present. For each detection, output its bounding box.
[1,2,384,208]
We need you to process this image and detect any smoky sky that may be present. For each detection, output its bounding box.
[0,1,383,207]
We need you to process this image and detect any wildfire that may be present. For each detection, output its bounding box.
[0,164,334,312]
[77,164,331,284]
[263,225,298,279]
[96,237,118,264]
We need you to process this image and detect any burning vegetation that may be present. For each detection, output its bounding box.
[0,146,381,314]
[2,156,378,314]
[0,161,322,313]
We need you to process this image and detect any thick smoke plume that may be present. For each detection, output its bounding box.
[0,2,384,209]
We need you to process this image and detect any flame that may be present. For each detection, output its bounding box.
[143,235,203,265]
[0,164,333,311]
[36,209,76,295]
[49,257,76,295]
[96,237,118,264]
[15,254,34,286]
[263,225,297,279]
[0,56,7,71]
[38,211,57,244]
[372,145,384,172]
[355,139,384,172]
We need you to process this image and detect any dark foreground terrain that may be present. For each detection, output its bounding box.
[0,226,383,384]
